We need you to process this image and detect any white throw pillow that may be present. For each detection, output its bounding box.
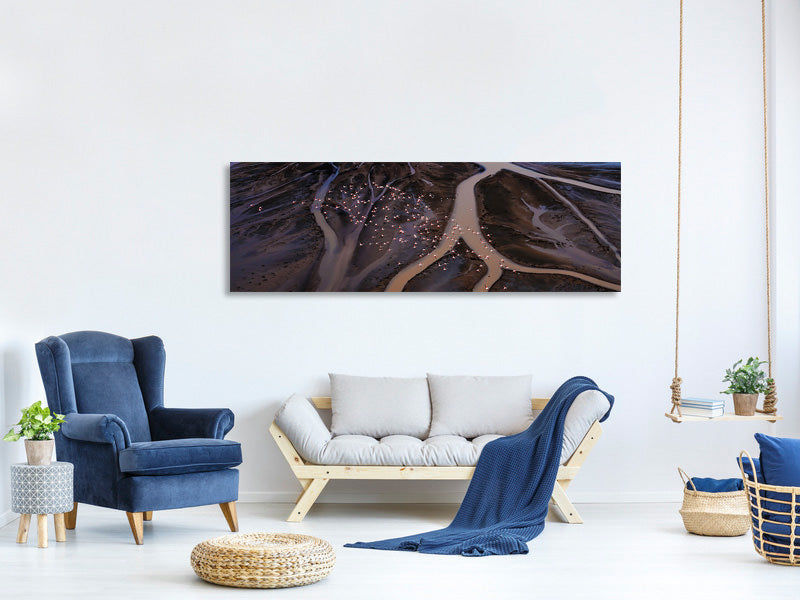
[427,374,533,438]
[330,374,431,439]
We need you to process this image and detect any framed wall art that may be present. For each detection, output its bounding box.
[230,162,620,292]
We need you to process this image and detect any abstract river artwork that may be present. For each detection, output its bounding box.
[230,162,620,292]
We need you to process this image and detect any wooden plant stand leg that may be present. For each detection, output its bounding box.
[126,512,144,545]
[219,502,239,532]
[288,478,329,522]
[54,513,66,542]
[37,514,48,548]
[143,511,153,521]
[64,502,78,530]
[16,514,31,544]
[551,481,583,524]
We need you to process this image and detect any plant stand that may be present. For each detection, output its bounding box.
[10,462,73,548]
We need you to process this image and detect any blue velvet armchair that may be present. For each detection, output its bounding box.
[35,331,242,544]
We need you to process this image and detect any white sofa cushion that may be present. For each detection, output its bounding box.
[274,388,610,467]
[329,374,431,439]
[427,374,533,438]
[322,434,503,466]
[273,393,332,465]
[555,389,608,460]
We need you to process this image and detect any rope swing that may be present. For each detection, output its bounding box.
[669,0,777,419]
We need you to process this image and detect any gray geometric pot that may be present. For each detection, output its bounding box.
[24,439,54,466]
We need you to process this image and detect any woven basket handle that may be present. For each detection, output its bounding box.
[678,467,697,492]
[738,450,760,485]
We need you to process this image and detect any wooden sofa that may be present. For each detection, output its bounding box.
[270,397,603,523]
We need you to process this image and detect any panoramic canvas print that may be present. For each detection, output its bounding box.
[230,162,620,292]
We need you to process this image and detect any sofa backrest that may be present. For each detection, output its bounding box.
[36,331,158,443]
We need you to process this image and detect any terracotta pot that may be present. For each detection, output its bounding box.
[24,439,54,465]
[732,393,758,416]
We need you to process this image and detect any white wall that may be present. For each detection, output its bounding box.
[1,0,798,511]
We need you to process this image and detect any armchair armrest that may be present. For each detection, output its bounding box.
[149,407,234,440]
[60,413,131,451]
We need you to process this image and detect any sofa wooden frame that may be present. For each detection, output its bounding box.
[269,397,602,523]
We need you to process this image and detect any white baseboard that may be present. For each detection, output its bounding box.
[0,510,16,527]
[238,491,679,504]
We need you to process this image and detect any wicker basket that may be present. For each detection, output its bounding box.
[190,532,335,588]
[678,467,750,537]
[739,451,800,565]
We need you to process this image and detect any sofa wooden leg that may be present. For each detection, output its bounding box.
[295,479,312,503]
[64,502,78,530]
[143,511,153,521]
[288,478,328,522]
[219,502,238,532]
[126,512,144,545]
[551,480,583,524]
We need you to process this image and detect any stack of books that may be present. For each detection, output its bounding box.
[680,397,725,418]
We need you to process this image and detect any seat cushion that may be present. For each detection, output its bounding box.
[118,438,242,476]
[276,389,611,467]
[321,434,503,466]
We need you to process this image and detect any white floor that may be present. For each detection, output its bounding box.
[0,502,796,600]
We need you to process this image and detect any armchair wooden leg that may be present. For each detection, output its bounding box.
[143,511,153,521]
[64,502,78,530]
[126,512,144,545]
[288,478,329,522]
[16,514,31,544]
[551,480,583,524]
[219,502,238,532]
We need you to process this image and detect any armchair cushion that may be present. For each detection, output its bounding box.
[71,361,151,442]
[149,407,235,440]
[118,438,242,476]
[60,412,131,450]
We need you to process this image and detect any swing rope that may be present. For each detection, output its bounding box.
[758,0,778,414]
[670,0,684,417]
[670,0,777,417]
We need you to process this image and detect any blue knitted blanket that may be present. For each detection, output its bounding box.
[345,376,614,556]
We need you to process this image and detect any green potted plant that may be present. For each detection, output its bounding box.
[3,401,66,465]
[722,357,771,416]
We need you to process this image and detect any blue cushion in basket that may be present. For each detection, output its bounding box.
[686,477,743,493]
[755,434,800,487]
[754,434,800,520]
[737,455,769,520]
[737,455,764,483]
[758,518,800,558]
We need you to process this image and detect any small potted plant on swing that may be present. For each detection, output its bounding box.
[3,400,66,465]
[722,357,771,416]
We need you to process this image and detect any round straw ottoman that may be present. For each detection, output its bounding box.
[190,533,335,588]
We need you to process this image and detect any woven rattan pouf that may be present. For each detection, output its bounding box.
[191,533,335,588]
